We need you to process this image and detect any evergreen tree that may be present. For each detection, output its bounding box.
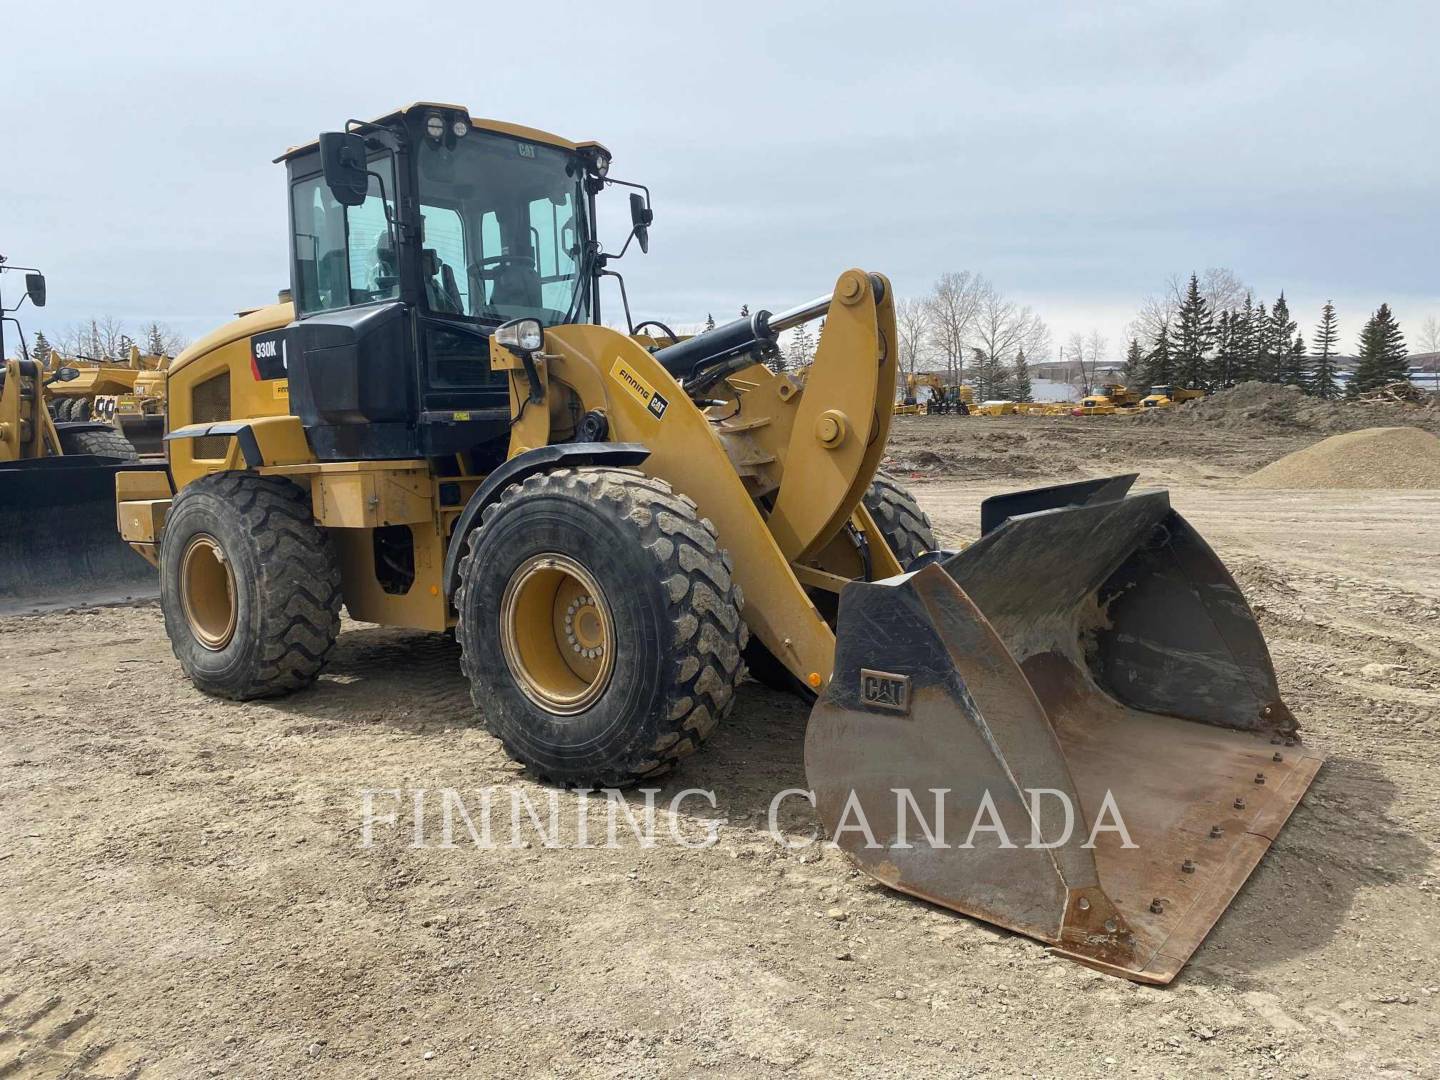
[1262,294,1296,382]
[1247,300,1270,381]
[31,331,52,368]
[972,347,1009,400]
[1231,296,1257,381]
[1143,323,1174,386]
[1010,349,1033,402]
[786,323,814,371]
[1122,337,1145,385]
[1174,273,1215,389]
[145,322,168,357]
[1349,303,1409,395]
[1212,311,1237,387]
[739,304,749,318]
[1279,331,1309,389]
[1310,301,1341,399]
[704,313,715,332]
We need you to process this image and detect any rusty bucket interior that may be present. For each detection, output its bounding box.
[806,475,1322,984]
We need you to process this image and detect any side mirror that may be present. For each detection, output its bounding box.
[319,131,370,207]
[629,192,653,255]
[56,365,79,382]
[24,272,46,308]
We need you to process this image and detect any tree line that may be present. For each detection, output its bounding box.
[26,317,188,367]
[1120,271,1415,400]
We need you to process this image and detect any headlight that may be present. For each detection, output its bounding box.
[589,148,610,177]
[496,318,544,353]
[452,118,470,138]
[426,114,445,140]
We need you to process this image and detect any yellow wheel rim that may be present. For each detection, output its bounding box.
[499,553,615,715]
[180,533,237,651]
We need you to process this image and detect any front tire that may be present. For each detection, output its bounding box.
[160,473,341,700]
[456,468,747,787]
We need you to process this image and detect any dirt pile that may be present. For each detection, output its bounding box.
[1240,426,1440,489]
[1135,380,1439,436]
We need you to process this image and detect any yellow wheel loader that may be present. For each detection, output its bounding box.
[117,104,1320,984]
[0,257,153,613]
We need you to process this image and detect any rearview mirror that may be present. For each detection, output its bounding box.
[629,192,652,255]
[24,272,46,308]
[56,365,79,382]
[319,131,370,207]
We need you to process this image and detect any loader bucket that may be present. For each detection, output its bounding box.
[806,475,1321,984]
[0,457,159,615]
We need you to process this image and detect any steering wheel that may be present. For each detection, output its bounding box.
[471,254,535,279]
[632,320,681,347]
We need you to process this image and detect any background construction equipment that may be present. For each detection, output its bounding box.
[0,257,154,614]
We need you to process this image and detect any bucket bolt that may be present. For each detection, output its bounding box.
[1181,860,1196,874]
[1255,772,1266,785]
[1209,825,1224,839]
[1273,752,1283,763]
[1234,797,1247,810]
[1150,898,1165,914]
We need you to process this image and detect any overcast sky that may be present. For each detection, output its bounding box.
[4,0,1436,361]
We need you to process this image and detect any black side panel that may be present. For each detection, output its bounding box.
[441,443,650,598]
[288,301,412,425]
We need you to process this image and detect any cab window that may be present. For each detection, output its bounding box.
[290,154,398,315]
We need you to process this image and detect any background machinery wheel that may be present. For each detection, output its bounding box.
[57,426,139,462]
[862,471,937,569]
[746,472,937,695]
[159,473,341,700]
[455,467,747,787]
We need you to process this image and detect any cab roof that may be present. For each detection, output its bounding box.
[274,101,608,163]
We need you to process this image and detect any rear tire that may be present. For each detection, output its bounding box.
[160,473,341,700]
[863,471,937,569]
[58,427,139,462]
[456,467,747,787]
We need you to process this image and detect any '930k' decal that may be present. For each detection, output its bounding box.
[250,331,288,381]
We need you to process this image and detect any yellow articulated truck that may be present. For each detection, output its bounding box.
[1141,385,1205,409]
[115,103,1319,984]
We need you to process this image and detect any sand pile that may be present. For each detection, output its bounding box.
[1240,426,1440,489]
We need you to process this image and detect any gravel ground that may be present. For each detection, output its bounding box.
[1,413,1438,1078]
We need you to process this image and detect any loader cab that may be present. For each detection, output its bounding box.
[278,104,604,461]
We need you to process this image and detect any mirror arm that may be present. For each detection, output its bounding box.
[599,268,635,335]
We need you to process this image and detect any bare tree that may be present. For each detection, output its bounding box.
[1064,331,1107,396]
[895,297,930,380]
[1199,267,1250,315]
[969,282,1050,370]
[924,271,986,385]
[1416,315,1440,355]
[1129,268,1250,346]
